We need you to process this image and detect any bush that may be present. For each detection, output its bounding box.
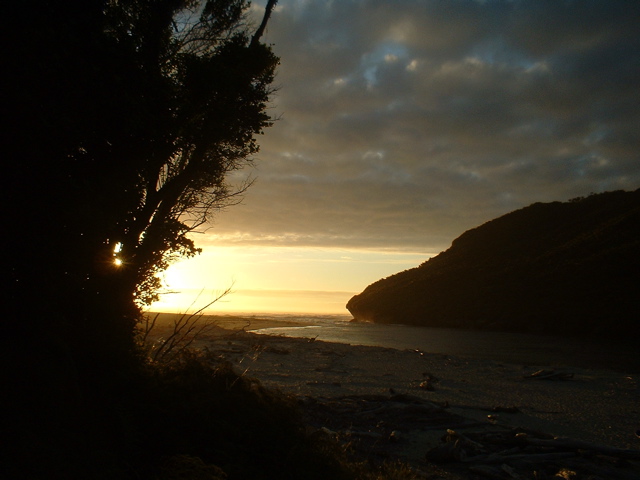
[127,349,354,480]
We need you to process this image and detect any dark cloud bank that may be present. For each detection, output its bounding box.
[211,0,640,253]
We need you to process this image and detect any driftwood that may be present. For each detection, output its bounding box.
[524,436,640,460]
[523,369,574,380]
[427,429,640,479]
[298,393,640,479]
[299,393,477,472]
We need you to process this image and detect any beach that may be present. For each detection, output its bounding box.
[145,313,640,473]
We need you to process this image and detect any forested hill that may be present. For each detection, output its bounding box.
[346,189,640,338]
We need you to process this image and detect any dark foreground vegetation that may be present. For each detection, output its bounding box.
[3,345,418,479]
[347,189,640,338]
[1,1,418,478]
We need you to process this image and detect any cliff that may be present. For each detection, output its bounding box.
[346,189,640,337]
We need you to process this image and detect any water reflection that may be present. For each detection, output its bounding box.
[253,319,639,373]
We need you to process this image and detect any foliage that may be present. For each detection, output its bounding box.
[98,0,280,308]
[139,287,233,363]
[347,189,640,337]
[126,349,408,480]
[132,350,424,480]
[5,0,279,348]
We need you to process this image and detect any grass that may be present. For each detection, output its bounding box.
[2,311,420,480]
[127,349,421,479]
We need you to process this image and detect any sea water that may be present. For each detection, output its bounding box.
[250,313,640,373]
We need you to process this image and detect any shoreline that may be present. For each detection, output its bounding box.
[187,312,640,374]
[145,313,640,453]
[143,312,308,333]
[197,331,639,450]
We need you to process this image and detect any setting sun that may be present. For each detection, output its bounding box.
[113,242,123,266]
[149,245,432,314]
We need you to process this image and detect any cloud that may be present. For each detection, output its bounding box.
[214,0,640,253]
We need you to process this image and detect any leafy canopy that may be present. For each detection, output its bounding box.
[98,0,280,306]
[5,0,278,345]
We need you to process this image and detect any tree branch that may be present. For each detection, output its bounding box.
[250,0,277,48]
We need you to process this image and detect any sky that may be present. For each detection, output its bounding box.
[150,0,640,315]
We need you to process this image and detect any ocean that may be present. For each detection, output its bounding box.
[248,313,640,373]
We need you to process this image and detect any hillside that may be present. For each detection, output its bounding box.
[346,189,640,338]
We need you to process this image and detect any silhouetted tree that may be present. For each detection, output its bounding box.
[1,4,296,477]
[101,0,279,307]
[4,0,278,358]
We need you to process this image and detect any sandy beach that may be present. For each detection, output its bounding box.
[145,313,640,473]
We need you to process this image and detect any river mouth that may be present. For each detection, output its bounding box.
[252,318,640,373]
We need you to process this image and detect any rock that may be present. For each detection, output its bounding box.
[419,380,435,391]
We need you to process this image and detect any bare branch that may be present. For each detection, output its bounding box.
[143,284,235,363]
[251,0,277,48]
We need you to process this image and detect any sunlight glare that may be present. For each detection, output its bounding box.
[112,242,124,267]
[149,245,434,314]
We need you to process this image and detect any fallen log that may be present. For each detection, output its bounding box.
[524,437,640,460]
[523,369,574,380]
[463,451,576,465]
[562,458,640,480]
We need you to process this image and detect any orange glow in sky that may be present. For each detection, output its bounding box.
[148,1,640,315]
[149,245,433,314]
